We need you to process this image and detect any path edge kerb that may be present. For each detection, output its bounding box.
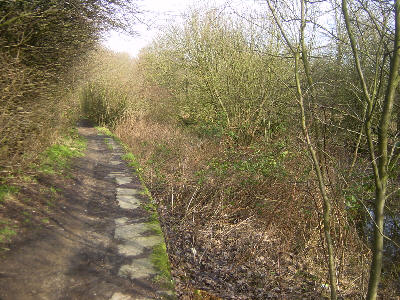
[95,126,175,295]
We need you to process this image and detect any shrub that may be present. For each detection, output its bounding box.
[81,82,128,128]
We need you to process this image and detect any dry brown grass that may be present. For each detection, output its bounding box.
[113,110,371,298]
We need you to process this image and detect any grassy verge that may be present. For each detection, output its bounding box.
[0,128,87,247]
[95,126,114,137]
[151,242,174,288]
[38,129,86,175]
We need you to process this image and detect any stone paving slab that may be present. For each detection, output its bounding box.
[116,187,141,195]
[116,176,132,185]
[116,195,141,210]
[118,258,158,280]
[103,132,173,299]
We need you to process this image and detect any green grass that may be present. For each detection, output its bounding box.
[148,212,173,288]
[0,185,19,202]
[122,152,143,176]
[0,224,17,243]
[151,242,174,289]
[22,211,31,224]
[104,139,114,150]
[147,214,163,235]
[141,178,173,289]
[39,131,86,174]
[21,175,37,183]
[95,126,113,136]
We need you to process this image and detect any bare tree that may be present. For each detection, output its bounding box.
[265,1,339,298]
[342,0,400,299]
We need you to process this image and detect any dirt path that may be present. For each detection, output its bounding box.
[0,123,172,300]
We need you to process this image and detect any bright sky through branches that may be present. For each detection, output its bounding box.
[102,0,334,58]
[102,0,244,57]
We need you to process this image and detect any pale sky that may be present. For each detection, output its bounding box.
[102,0,244,57]
[102,0,336,58]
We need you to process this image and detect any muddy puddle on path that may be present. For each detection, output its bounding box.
[0,124,173,300]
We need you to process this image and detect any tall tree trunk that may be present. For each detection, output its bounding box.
[266,2,339,298]
[342,0,400,298]
[367,2,400,296]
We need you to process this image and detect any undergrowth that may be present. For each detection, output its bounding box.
[81,82,128,128]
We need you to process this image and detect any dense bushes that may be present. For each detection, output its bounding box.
[141,11,294,144]
[0,0,139,173]
[81,82,128,128]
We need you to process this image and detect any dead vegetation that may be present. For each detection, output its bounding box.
[113,114,371,299]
